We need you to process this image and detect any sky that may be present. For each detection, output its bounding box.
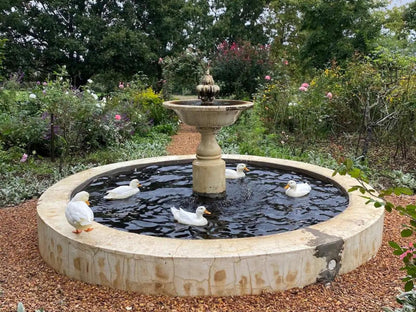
[388,0,414,8]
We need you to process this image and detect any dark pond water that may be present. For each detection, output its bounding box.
[83,162,348,240]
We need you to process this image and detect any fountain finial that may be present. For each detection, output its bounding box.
[196,70,220,104]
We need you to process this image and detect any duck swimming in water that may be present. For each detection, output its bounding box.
[225,163,249,179]
[284,180,311,198]
[170,206,211,226]
[104,179,141,200]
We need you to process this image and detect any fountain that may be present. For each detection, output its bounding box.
[37,73,384,296]
[163,71,253,197]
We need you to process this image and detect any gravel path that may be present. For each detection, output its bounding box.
[0,124,414,311]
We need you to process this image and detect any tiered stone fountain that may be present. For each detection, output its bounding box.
[37,73,384,296]
[163,71,252,197]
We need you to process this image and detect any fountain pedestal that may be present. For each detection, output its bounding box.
[193,126,225,197]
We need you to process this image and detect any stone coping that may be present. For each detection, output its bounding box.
[37,155,385,296]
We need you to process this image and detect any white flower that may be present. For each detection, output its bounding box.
[288,102,297,106]
[87,79,93,84]
[92,93,98,100]
[29,93,36,99]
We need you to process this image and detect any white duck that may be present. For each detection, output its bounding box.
[284,180,312,198]
[65,191,94,234]
[170,206,211,226]
[225,163,249,179]
[104,179,142,200]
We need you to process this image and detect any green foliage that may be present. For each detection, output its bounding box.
[0,38,6,81]
[335,158,416,311]
[383,290,416,312]
[161,48,208,97]
[17,302,25,312]
[299,0,384,70]
[16,302,44,312]
[211,41,271,98]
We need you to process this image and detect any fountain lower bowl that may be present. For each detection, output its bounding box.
[37,155,384,296]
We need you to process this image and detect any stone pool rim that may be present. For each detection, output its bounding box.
[37,154,384,296]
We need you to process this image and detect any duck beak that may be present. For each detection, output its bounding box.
[204,209,211,215]
[244,167,250,172]
[86,200,90,206]
[284,184,290,190]
[138,183,142,187]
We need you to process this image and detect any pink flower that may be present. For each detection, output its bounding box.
[326,92,333,100]
[301,83,309,88]
[42,82,47,86]
[36,81,40,85]
[283,60,289,65]
[264,75,271,81]
[299,86,308,92]
[400,250,412,260]
[115,114,121,121]
[158,57,163,64]
[118,82,124,89]
[20,153,28,163]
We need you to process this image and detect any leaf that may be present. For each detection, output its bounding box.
[348,168,362,179]
[401,228,413,237]
[404,280,414,292]
[393,187,414,196]
[374,201,382,208]
[388,241,402,250]
[348,186,359,192]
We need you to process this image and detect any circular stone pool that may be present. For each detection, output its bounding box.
[85,163,348,239]
[37,155,384,296]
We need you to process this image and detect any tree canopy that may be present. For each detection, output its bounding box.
[1,0,413,86]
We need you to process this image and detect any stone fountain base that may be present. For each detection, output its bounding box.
[37,155,384,296]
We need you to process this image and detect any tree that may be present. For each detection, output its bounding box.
[298,0,385,70]
[0,0,195,86]
[403,1,416,31]
[209,0,271,46]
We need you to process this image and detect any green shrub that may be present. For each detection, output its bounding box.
[161,48,207,97]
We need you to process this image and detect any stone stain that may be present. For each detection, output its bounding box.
[197,287,205,296]
[274,270,283,287]
[97,257,105,268]
[184,282,191,295]
[155,264,169,280]
[73,257,81,271]
[305,261,311,274]
[286,270,298,284]
[239,276,248,293]
[99,272,110,285]
[255,273,265,286]
[214,270,226,283]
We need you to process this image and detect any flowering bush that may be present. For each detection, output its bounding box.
[211,41,271,98]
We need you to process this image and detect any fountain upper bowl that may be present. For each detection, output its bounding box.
[163,99,253,127]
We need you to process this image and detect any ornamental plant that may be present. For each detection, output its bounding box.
[211,40,271,98]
